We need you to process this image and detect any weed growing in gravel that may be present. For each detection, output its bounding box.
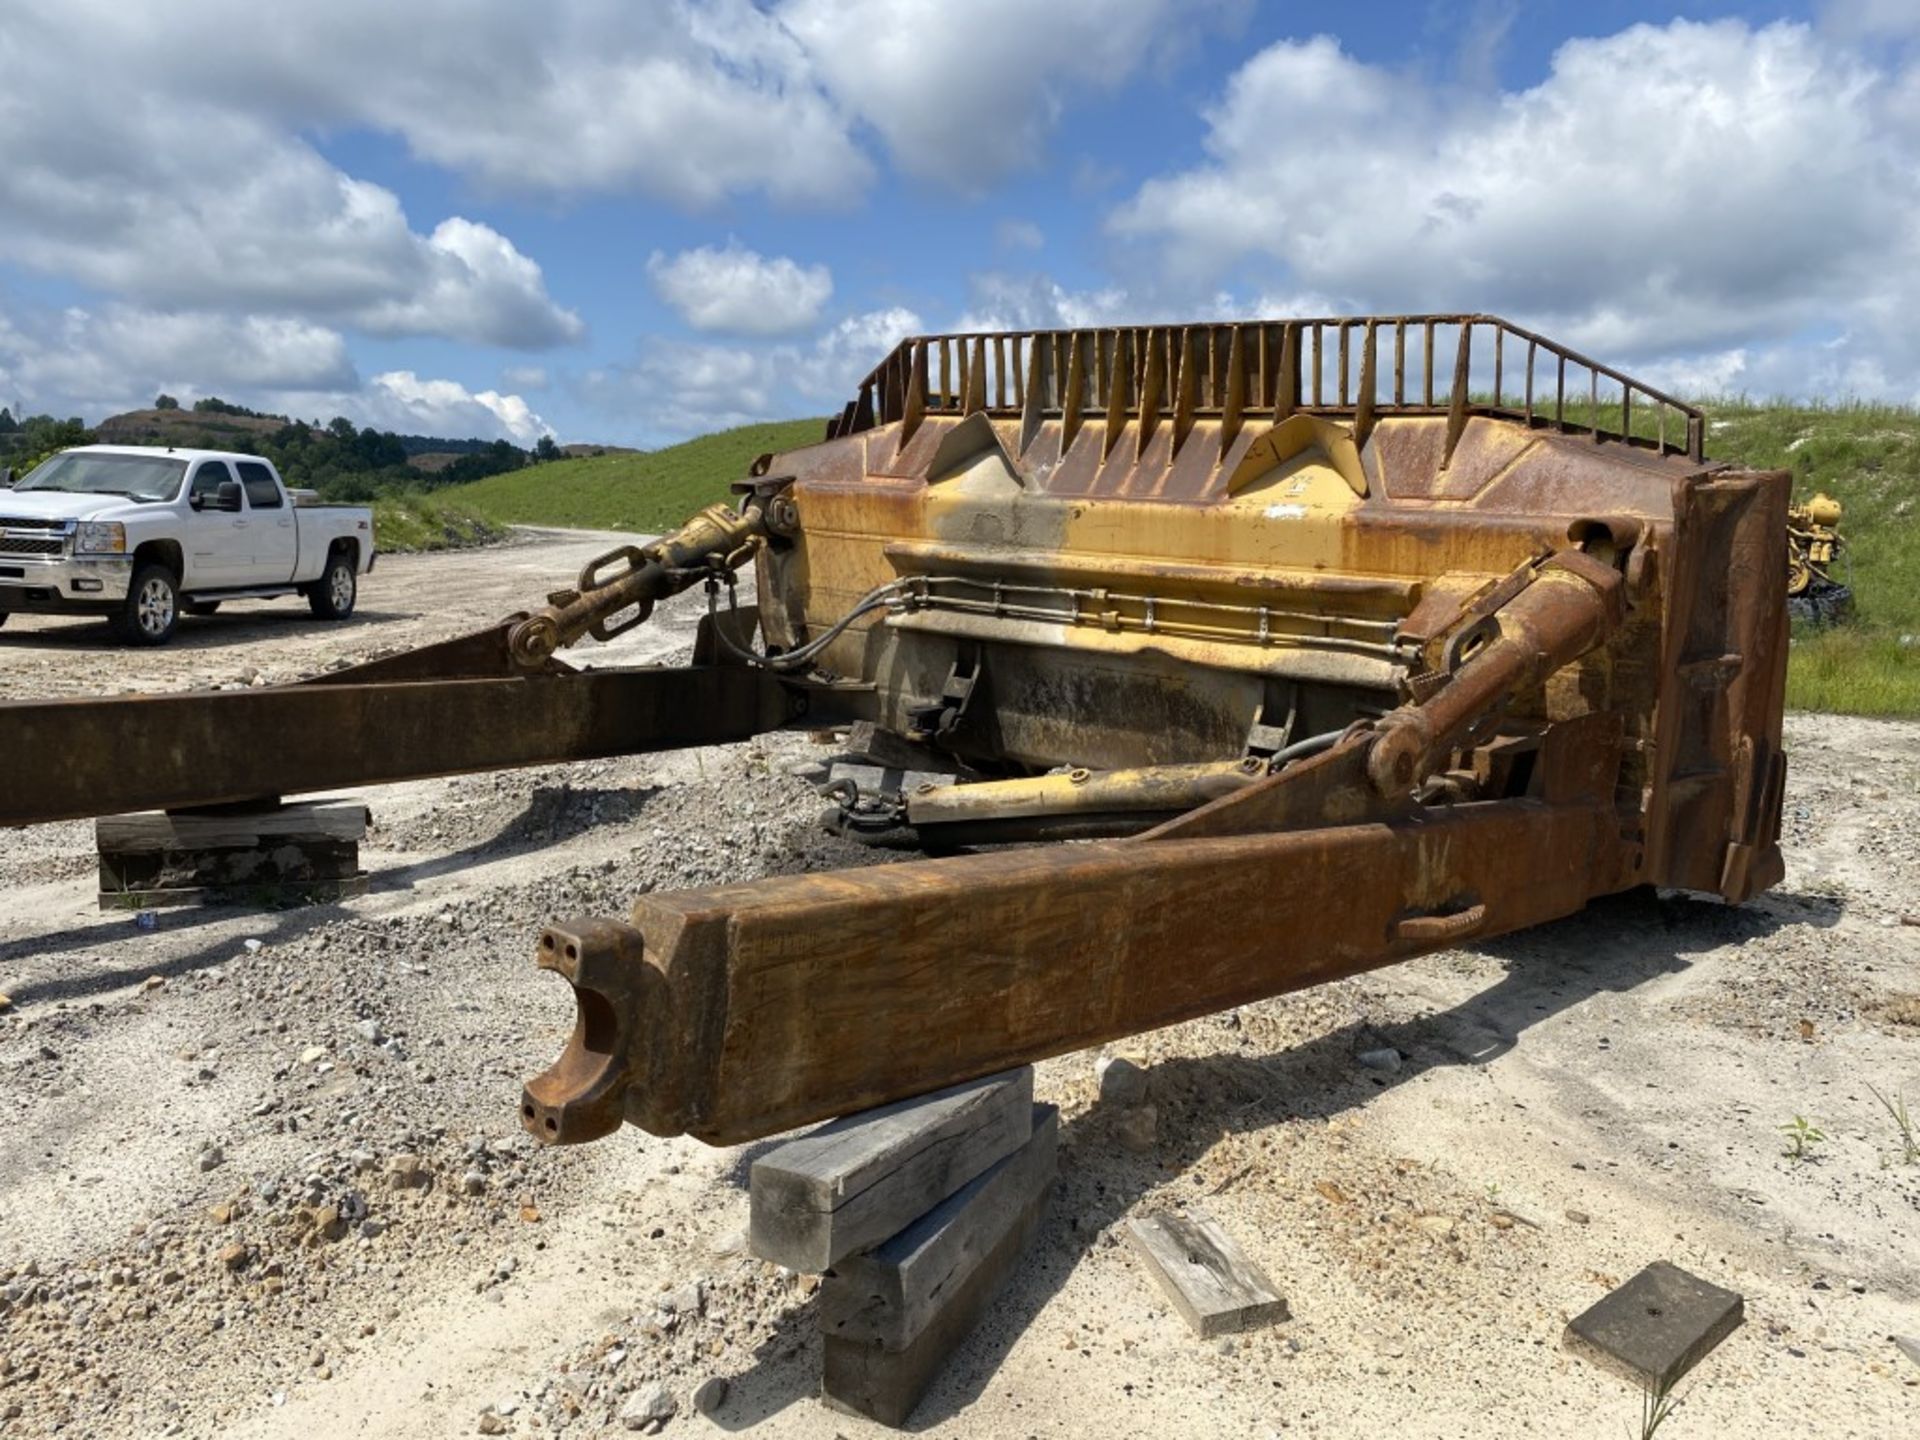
[1780,1115,1827,1162]
[1636,1377,1683,1439]
[1866,1084,1919,1166]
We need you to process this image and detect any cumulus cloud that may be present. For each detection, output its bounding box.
[956,273,1144,333]
[647,244,833,336]
[583,306,923,442]
[0,303,355,421]
[348,372,552,445]
[1109,21,1920,389]
[776,0,1245,187]
[0,299,549,445]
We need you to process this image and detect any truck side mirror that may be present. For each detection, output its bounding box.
[0,467,12,489]
[213,480,243,512]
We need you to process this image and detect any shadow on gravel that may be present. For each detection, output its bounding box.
[700,884,1843,1430]
[370,783,665,889]
[0,900,355,1007]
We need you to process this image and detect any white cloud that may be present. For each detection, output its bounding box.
[995,220,1047,253]
[774,0,1246,187]
[4,1,873,212]
[502,366,550,392]
[351,373,552,445]
[354,220,584,348]
[956,274,1144,332]
[0,75,580,350]
[647,244,833,336]
[582,306,923,442]
[800,307,924,400]
[0,300,549,444]
[0,303,355,421]
[1107,20,1920,398]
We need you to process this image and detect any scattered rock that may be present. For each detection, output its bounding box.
[198,1145,226,1173]
[1116,1104,1158,1153]
[1095,1054,1148,1106]
[298,1045,327,1066]
[1354,1047,1402,1073]
[1566,1209,1592,1226]
[461,1169,488,1196]
[691,1375,729,1416]
[355,1018,386,1044]
[619,1384,676,1430]
[659,1281,704,1318]
[476,1411,508,1435]
[387,1153,431,1190]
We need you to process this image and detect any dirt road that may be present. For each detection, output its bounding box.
[1,532,1916,1438]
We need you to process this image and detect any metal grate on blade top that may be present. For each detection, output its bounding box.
[832,314,1707,466]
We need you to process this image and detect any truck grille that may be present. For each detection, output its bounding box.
[0,517,70,557]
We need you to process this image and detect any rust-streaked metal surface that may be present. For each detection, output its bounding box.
[0,312,1791,1157]
[0,664,797,826]
[521,313,1787,1145]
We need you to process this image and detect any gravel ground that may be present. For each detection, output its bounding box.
[1,531,1916,1439]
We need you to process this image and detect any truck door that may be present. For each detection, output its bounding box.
[183,460,251,588]
[237,461,297,583]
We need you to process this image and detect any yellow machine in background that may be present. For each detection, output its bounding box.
[1787,492,1850,624]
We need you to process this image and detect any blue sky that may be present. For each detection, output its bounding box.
[3,1,1916,446]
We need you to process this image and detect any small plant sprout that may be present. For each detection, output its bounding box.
[1780,1115,1826,1162]
[1637,1376,1683,1440]
[1866,1084,1918,1167]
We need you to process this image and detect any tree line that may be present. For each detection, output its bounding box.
[1,399,565,498]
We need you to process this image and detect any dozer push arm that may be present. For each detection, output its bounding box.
[521,547,1631,1146]
[0,492,836,828]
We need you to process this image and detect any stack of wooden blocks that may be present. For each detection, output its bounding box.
[749,1066,1054,1427]
[94,801,369,909]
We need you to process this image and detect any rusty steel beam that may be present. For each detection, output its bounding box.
[0,665,800,826]
[522,795,1620,1146]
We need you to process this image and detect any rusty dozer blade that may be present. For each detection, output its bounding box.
[521,546,1637,1146]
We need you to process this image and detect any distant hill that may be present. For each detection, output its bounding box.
[436,418,824,533]
[93,407,283,448]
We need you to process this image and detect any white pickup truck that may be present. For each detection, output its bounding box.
[0,445,375,645]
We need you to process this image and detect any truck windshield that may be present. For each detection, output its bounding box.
[16,452,189,502]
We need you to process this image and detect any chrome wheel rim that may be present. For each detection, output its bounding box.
[329,566,354,610]
[137,578,174,636]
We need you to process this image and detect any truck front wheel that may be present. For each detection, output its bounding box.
[113,563,180,646]
[309,551,357,620]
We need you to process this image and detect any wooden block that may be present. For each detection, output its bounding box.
[95,803,368,851]
[819,1104,1058,1348]
[821,1187,1048,1428]
[1564,1261,1744,1392]
[1125,1207,1288,1338]
[751,1068,1033,1272]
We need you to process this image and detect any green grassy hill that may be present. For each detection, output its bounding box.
[1700,400,1919,717]
[437,418,824,533]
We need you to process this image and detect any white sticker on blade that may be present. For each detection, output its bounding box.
[1264,503,1308,519]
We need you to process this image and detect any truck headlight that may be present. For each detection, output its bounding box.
[75,521,126,555]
